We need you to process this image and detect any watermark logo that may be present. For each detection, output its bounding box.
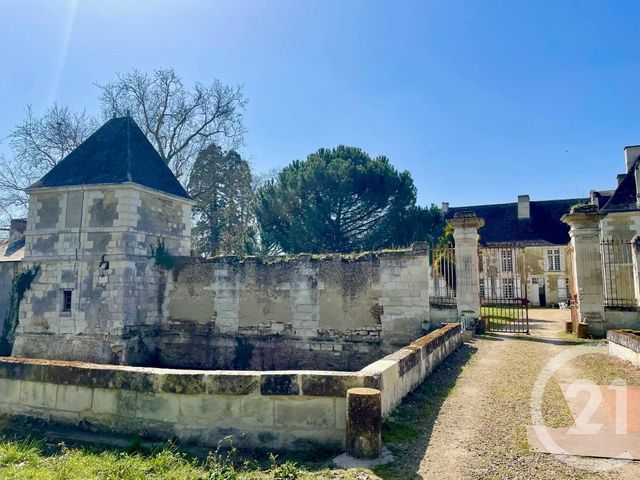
[529,344,639,472]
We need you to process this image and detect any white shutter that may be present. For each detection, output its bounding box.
[559,249,566,271]
[543,250,549,272]
[557,278,567,301]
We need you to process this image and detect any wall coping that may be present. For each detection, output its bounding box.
[0,323,462,399]
[187,244,429,267]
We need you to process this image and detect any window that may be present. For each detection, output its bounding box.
[502,278,514,299]
[479,279,485,299]
[500,250,513,272]
[62,290,72,312]
[547,249,561,271]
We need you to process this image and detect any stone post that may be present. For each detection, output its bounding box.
[561,205,606,338]
[447,212,484,332]
[346,387,382,459]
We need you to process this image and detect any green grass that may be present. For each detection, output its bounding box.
[480,306,522,322]
[0,438,376,480]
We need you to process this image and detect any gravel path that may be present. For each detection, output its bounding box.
[377,309,640,480]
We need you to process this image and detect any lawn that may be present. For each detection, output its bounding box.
[0,437,375,480]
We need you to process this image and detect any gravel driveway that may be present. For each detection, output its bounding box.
[375,309,640,480]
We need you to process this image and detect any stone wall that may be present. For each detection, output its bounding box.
[607,329,640,368]
[161,246,431,370]
[362,322,462,415]
[0,324,462,452]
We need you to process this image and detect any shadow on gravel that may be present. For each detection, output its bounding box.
[480,332,585,346]
[374,343,477,480]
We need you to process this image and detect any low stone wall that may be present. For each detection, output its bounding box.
[361,322,463,416]
[0,324,463,451]
[608,329,640,368]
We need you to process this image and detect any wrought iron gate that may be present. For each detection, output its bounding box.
[479,245,529,334]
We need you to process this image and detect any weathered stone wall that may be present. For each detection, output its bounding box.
[361,322,462,415]
[162,246,431,370]
[0,324,462,452]
[12,184,192,364]
[607,329,640,368]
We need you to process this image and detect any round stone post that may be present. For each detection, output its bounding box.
[346,387,382,459]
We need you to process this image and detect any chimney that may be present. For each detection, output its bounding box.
[518,195,530,220]
[617,173,626,185]
[624,145,640,172]
[441,202,449,214]
[9,218,26,244]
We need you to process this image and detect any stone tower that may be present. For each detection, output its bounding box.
[12,116,193,364]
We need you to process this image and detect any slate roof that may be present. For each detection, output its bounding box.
[30,116,191,200]
[445,198,588,246]
[600,159,639,213]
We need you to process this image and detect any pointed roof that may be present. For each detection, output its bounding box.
[29,116,191,200]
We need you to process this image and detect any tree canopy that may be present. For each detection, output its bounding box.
[255,146,440,254]
[188,144,255,256]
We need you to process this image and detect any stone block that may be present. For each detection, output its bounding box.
[275,397,336,427]
[261,374,300,396]
[56,385,92,412]
[92,388,137,415]
[300,374,363,397]
[0,378,21,405]
[240,395,274,426]
[20,381,58,409]
[136,392,181,423]
[179,394,240,422]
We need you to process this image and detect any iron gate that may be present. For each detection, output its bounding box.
[479,245,529,334]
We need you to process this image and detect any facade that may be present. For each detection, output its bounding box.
[11,116,193,364]
[443,195,587,307]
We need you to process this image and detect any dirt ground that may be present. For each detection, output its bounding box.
[376,309,640,480]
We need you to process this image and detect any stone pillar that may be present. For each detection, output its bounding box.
[561,205,606,338]
[447,212,484,332]
[346,387,382,459]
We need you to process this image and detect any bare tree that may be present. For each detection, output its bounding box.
[0,105,95,223]
[97,68,247,180]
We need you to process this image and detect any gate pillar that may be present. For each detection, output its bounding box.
[447,212,484,332]
[561,205,606,337]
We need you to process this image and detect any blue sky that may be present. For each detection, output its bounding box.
[1,0,639,207]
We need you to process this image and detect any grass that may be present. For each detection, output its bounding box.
[480,306,523,322]
[0,438,376,480]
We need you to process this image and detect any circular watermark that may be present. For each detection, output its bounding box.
[529,344,635,472]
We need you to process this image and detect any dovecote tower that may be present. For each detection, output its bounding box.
[12,116,193,364]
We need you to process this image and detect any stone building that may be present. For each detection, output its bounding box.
[443,195,587,307]
[11,115,193,364]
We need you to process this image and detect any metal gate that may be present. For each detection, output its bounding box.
[479,245,529,334]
